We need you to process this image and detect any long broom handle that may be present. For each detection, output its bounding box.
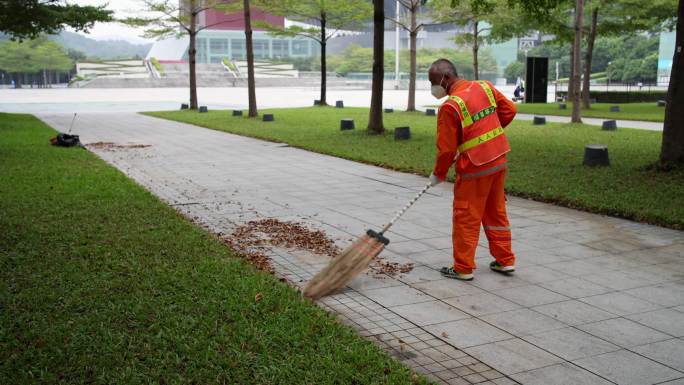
[379,182,432,235]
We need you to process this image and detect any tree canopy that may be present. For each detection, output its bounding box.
[0,0,112,40]
[0,37,73,74]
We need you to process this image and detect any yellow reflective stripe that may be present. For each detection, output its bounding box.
[458,126,505,153]
[478,81,497,108]
[449,95,473,127]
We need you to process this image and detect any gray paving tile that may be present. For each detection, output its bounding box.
[465,339,563,375]
[347,272,404,291]
[390,300,470,327]
[546,260,608,277]
[583,270,658,291]
[511,363,612,385]
[659,380,684,385]
[573,349,682,385]
[481,308,567,336]
[409,249,453,266]
[626,308,684,337]
[578,292,662,316]
[532,300,616,326]
[396,265,442,284]
[492,285,569,307]
[424,318,514,349]
[577,317,672,348]
[412,278,487,299]
[360,285,433,307]
[513,265,568,284]
[624,282,684,307]
[523,327,620,361]
[539,277,613,299]
[584,238,645,254]
[443,292,522,316]
[468,271,529,291]
[631,338,684,372]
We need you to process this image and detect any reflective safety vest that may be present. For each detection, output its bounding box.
[446,81,511,166]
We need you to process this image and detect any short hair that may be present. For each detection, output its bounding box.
[430,58,458,77]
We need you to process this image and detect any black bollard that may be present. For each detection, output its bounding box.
[583,145,610,166]
[394,127,411,140]
[181,103,189,110]
[602,120,617,131]
[263,114,274,122]
[610,105,620,112]
[232,110,243,116]
[340,119,355,130]
[533,116,546,125]
[425,108,436,116]
[384,108,394,113]
[559,103,567,110]
[335,100,344,108]
[199,106,208,113]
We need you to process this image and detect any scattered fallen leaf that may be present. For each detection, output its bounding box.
[255,293,263,302]
[441,331,449,338]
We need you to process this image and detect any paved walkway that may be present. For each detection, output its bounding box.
[516,114,663,132]
[39,112,684,385]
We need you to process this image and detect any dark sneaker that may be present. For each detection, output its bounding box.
[440,266,474,281]
[490,261,515,274]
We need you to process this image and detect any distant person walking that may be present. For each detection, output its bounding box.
[427,59,518,281]
[514,77,524,100]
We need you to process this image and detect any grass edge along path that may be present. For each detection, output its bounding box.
[0,113,433,385]
[145,107,684,230]
[515,102,665,122]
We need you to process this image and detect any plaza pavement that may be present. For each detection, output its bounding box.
[38,112,684,385]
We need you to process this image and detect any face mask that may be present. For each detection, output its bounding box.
[431,75,447,99]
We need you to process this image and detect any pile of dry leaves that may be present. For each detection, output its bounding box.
[222,218,340,273]
[86,142,152,150]
[223,218,415,278]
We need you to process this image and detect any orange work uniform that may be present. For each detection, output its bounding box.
[433,79,517,274]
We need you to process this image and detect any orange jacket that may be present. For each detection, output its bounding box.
[433,79,517,180]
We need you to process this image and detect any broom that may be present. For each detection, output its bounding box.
[303,181,433,299]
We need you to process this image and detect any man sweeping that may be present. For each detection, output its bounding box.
[427,59,518,281]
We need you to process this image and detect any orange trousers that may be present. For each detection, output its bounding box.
[452,168,515,273]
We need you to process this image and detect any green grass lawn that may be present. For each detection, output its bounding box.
[147,107,684,229]
[515,102,665,122]
[0,113,430,385]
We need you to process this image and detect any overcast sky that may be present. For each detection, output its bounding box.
[70,0,155,44]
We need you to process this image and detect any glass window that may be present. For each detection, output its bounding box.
[196,38,207,62]
[254,39,269,59]
[292,40,308,55]
[231,39,245,59]
[272,39,288,58]
[209,38,228,54]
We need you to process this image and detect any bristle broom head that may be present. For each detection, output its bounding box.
[303,233,386,300]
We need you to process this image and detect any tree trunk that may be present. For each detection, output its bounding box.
[14,73,22,88]
[659,0,684,166]
[244,0,258,117]
[472,19,479,80]
[320,14,327,106]
[571,0,584,123]
[188,8,198,110]
[568,43,575,101]
[407,4,417,112]
[581,7,598,109]
[368,0,385,134]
